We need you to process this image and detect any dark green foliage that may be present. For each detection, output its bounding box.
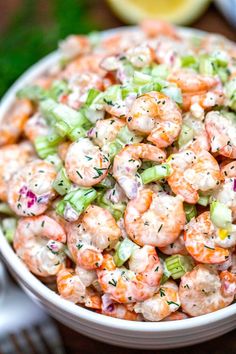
[0,0,100,97]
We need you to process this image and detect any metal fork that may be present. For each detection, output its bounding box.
[0,320,66,354]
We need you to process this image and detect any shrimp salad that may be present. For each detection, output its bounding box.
[1,20,236,322]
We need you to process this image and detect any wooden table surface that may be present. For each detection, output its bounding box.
[1,1,236,353]
[54,2,236,353]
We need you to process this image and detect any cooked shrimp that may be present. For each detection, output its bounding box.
[57,268,101,309]
[67,205,121,270]
[141,19,179,39]
[113,143,166,199]
[65,138,110,187]
[134,280,180,321]
[101,294,140,321]
[61,72,104,110]
[8,160,57,216]
[87,117,125,151]
[124,189,185,247]
[124,189,186,247]
[0,99,33,146]
[59,35,91,59]
[0,142,34,202]
[57,141,70,161]
[159,234,188,256]
[127,91,182,148]
[61,54,105,79]
[100,31,145,55]
[169,69,219,94]
[205,111,236,159]
[162,311,189,321]
[125,45,155,68]
[24,113,51,142]
[97,246,163,303]
[212,161,236,221]
[14,215,66,276]
[184,212,230,264]
[183,88,224,117]
[179,264,236,316]
[167,150,221,204]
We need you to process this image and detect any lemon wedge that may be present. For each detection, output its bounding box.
[107,0,211,25]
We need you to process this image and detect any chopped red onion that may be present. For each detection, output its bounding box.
[101,294,114,313]
[64,203,79,222]
[233,179,236,192]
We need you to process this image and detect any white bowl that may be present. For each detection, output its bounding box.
[0,27,236,349]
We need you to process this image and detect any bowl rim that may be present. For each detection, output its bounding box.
[0,25,236,333]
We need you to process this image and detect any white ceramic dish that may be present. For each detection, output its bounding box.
[0,27,236,349]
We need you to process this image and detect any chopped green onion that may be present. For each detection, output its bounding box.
[34,134,63,159]
[0,203,14,216]
[162,86,182,104]
[198,194,209,207]
[17,85,47,101]
[56,187,97,220]
[45,154,63,171]
[141,163,171,184]
[210,201,232,230]
[53,168,72,196]
[113,238,139,267]
[2,218,17,243]
[184,203,197,222]
[178,124,194,147]
[165,254,194,280]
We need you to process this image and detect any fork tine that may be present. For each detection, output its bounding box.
[34,324,60,354]
[9,332,32,354]
[0,335,19,354]
[22,329,45,354]
[25,326,50,354]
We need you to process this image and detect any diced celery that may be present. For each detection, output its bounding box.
[2,218,17,243]
[210,201,232,229]
[133,71,152,85]
[0,203,14,216]
[49,80,70,101]
[178,124,194,147]
[199,55,215,76]
[198,194,209,207]
[113,238,139,267]
[141,163,171,184]
[95,191,126,221]
[96,175,116,189]
[45,154,63,171]
[56,187,97,220]
[17,85,47,101]
[181,55,198,69]
[165,254,194,280]
[40,99,90,136]
[151,64,169,79]
[85,88,100,106]
[34,134,63,159]
[53,168,72,196]
[184,203,197,222]
[162,86,183,104]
